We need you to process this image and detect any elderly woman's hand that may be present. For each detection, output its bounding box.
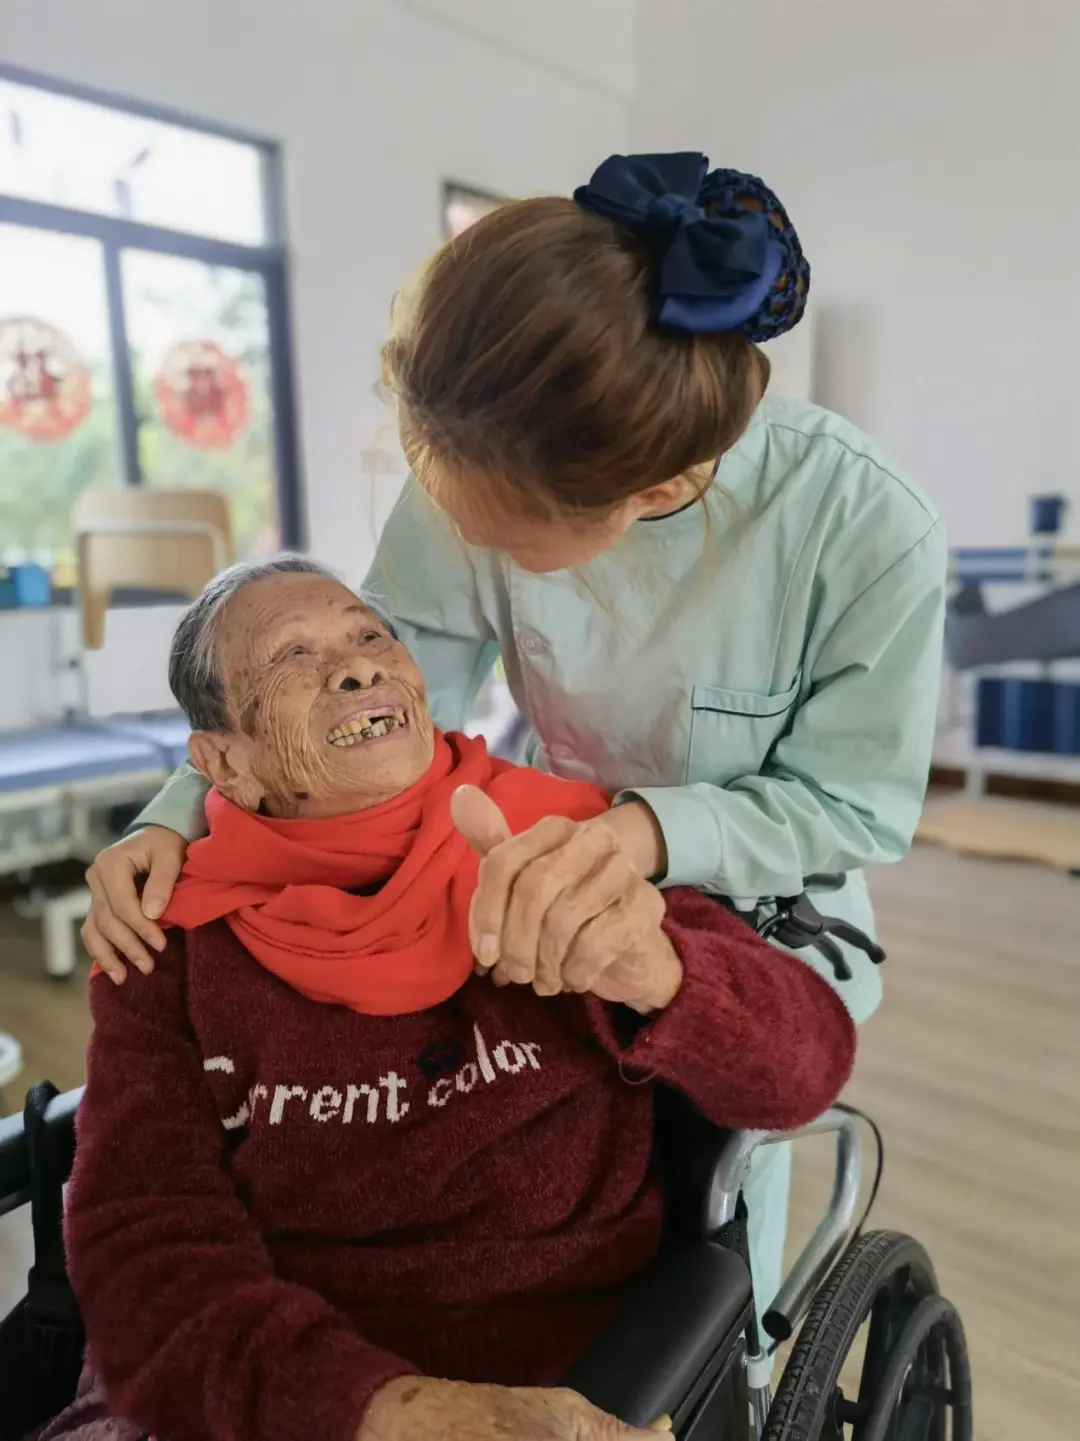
[451,787,683,1013]
[359,1377,668,1441]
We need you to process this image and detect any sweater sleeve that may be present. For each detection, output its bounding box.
[587,888,855,1132]
[65,940,415,1441]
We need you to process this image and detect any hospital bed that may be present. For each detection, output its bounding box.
[0,714,191,978]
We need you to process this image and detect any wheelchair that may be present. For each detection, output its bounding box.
[0,1075,972,1441]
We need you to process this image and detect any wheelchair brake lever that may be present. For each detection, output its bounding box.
[824,918,886,967]
[759,893,829,948]
[758,893,884,982]
[811,933,852,983]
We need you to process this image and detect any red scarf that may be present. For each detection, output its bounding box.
[162,732,610,1016]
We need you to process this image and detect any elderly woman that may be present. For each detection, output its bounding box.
[57,557,854,1441]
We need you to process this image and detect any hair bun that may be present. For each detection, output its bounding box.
[699,168,809,342]
[574,153,808,341]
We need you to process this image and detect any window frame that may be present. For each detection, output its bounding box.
[0,63,305,586]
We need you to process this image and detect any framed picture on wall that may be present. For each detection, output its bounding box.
[442,181,503,239]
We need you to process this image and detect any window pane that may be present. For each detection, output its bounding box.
[0,79,267,245]
[123,250,281,560]
[0,223,119,579]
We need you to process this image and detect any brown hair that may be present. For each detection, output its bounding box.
[380,196,771,521]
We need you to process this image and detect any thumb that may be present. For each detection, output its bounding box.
[141,847,185,920]
[566,1391,667,1441]
[451,784,513,858]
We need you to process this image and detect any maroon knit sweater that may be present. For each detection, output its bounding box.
[65,890,854,1441]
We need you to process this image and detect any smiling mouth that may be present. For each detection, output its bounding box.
[327,707,409,747]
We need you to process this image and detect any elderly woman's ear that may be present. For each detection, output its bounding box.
[188,731,266,813]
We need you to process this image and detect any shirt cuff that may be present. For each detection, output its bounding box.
[615,785,724,890]
[126,765,211,842]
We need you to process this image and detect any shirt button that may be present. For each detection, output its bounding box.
[550,743,575,762]
[520,629,547,655]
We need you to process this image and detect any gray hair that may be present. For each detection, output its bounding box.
[168,554,397,732]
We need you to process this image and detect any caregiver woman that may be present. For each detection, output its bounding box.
[82,152,947,1311]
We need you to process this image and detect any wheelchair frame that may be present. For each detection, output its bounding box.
[708,1107,868,1434]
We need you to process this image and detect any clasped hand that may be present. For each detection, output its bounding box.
[451,787,682,1016]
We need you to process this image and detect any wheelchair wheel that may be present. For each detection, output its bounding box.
[765,1230,972,1441]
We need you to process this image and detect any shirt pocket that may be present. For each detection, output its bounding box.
[686,672,802,785]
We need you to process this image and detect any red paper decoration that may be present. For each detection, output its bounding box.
[0,316,93,442]
[155,339,249,450]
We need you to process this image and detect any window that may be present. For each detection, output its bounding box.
[442,181,502,239]
[0,68,301,584]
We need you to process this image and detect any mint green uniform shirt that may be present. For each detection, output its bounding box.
[138,397,946,1023]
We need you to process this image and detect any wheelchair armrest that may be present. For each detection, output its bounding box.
[562,1243,752,1431]
[0,1086,82,1218]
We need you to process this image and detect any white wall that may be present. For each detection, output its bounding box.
[759,307,815,403]
[0,0,635,727]
[632,0,1080,547]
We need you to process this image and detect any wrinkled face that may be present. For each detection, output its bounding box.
[191,574,435,818]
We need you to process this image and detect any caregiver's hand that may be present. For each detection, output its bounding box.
[451,786,682,1014]
[82,826,189,983]
[359,1376,667,1441]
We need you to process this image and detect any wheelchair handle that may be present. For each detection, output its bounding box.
[704,1107,865,1342]
[803,872,847,893]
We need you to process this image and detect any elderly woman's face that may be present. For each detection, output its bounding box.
[201,573,435,817]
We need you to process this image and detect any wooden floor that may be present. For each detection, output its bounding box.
[787,847,1080,1440]
[2,844,1078,1438]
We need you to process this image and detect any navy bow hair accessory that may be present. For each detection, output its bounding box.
[573,152,809,342]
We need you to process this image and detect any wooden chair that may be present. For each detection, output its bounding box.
[73,488,234,650]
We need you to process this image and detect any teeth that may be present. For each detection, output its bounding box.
[328,710,407,746]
